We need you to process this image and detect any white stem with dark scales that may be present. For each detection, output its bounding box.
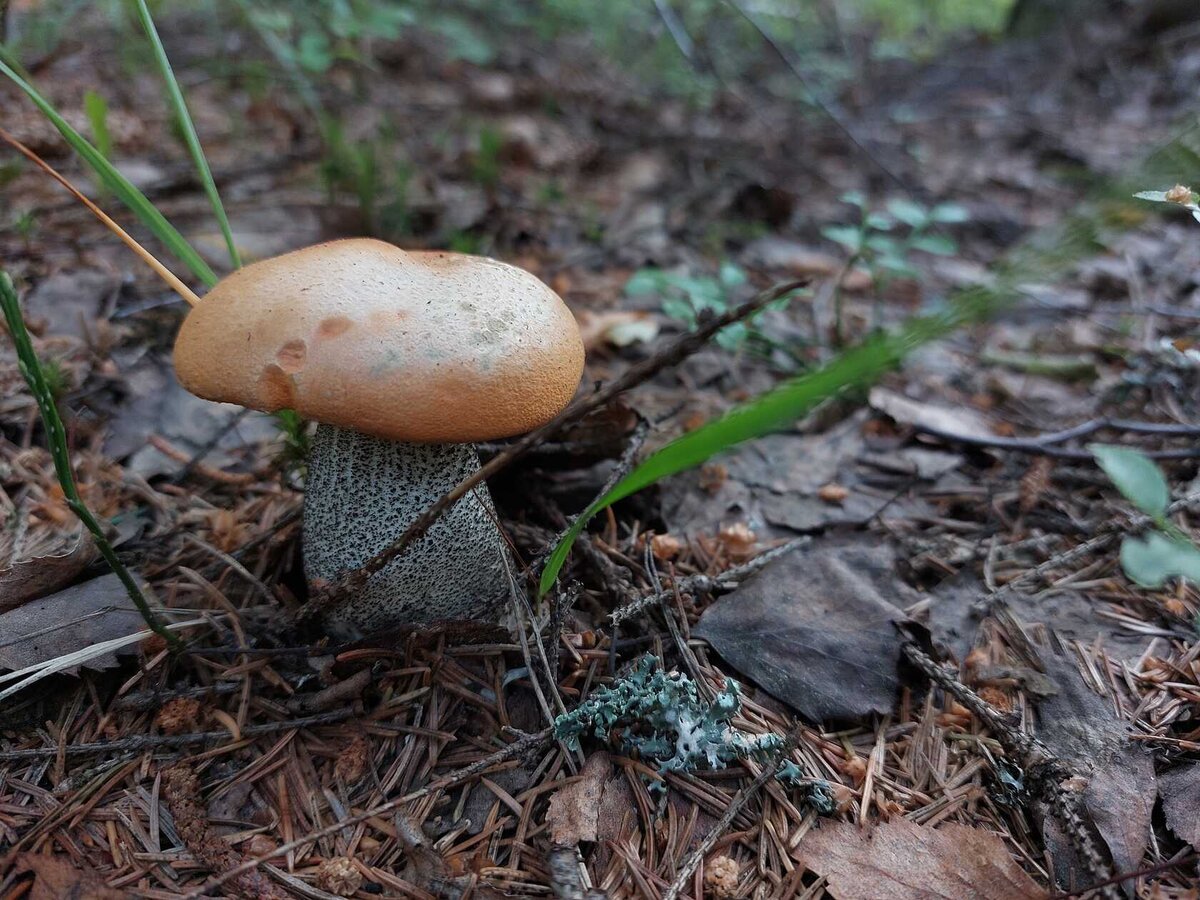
[303,424,513,637]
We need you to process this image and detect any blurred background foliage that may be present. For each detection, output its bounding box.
[5,0,1018,104]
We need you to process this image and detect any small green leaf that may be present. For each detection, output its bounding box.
[909,233,958,256]
[822,225,862,252]
[1120,531,1200,588]
[718,261,747,288]
[297,30,334,72]
[1091,444,1170,521]
[930,202,970,223]
[886,198,929,228]
[626,269,666,295]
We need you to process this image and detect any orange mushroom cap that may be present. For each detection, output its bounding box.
[174,239,584,443]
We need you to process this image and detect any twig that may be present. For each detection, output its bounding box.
[723,0,913,194]
[183,727,554,897]
[662,724,804,900]
[0,272,181,651]
[1049,848,1200,898]
[530,418,651,584]
[0,707,361,760]
[298,279,805,622]
[901,644,1120,900]
[652,0,696,64]
[911,417,1200,459]
[170,407,252,484]
[983,490,1200,608]
[611,537,809,625]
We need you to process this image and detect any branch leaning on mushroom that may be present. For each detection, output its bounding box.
[296,278,806,622]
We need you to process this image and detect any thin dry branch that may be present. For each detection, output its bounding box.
[912,416,1200,459]
[610,536,809,625]
[0,126,201,305]
[298,279,806,622]
[902,643,1120,900]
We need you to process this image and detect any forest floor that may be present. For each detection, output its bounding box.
[2,5,1200,899]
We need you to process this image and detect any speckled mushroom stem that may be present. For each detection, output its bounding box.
[303,424,514,637]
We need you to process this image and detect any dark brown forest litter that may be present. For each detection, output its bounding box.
[2,4,1200,898]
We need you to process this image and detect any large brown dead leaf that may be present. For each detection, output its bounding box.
[695,535,914,722]
[794,819,1049,900]
[0,573,147,674]
[1158,764,1200,850]
[11,851,125,900]
[546,751,611,845]
[1034,650,1155,880]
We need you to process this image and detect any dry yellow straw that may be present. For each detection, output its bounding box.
[0,126,202,306]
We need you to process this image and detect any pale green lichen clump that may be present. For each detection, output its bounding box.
[554,656,833,814]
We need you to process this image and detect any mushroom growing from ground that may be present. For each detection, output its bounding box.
[173,239,584,636]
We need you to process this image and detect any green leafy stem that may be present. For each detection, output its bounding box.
[1,272,182,651]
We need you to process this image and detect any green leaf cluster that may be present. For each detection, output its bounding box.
[822,192,967,280]
[1092,444,1200,589]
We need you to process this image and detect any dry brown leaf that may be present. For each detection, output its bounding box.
[794,819,1049,900]
[0,529,94,612]
[1034,651,1155,878]
[11,851,126,900]
[546,751,611,845]
[1158,764,1200,850]
[0,573,147,674]
[577,309,659,352]
[869,387,995,442]
[695,537,912,722]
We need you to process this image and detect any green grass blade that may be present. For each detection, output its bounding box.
[538,121,1200,596]
[0,272,181,651]
[0,59,219,287]
[132,0,241,270]
[538,288,997,595]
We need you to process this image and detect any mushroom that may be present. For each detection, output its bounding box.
[173,239,584,636]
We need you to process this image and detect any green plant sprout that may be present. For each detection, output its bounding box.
[0,272,181,651]
[625,262,798,362]
[822,192,967,341]
[471,125,504,190]
[273,409,312,478]
[241,2,414,77]
[320,120,413,240]
[1091,444,1200,590]
[82,89,113,200]
[12,209,38,243]
[1134,184,1200,224]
